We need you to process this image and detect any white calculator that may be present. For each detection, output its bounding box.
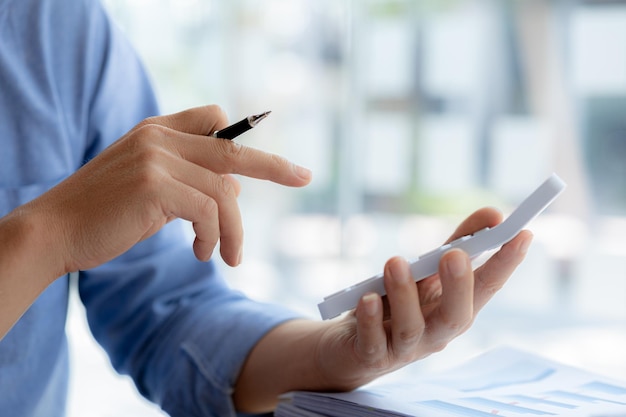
[318,173,567,320]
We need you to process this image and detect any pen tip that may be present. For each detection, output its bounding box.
[249,110,271,126]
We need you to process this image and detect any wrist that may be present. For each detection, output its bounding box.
[233,319,332,413]
[2,204,69,285]
[0,206,68,338]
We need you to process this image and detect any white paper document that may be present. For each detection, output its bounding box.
[276,347,626,417]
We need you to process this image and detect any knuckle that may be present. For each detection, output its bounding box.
[183,104,228,134]
[133,145,161,166]
[393,328,424,363]
[218,140,247,164]
[196,196,218,218]
[132,166,164,198]
[361,342,384,359]
[129,123,168,151]
[269,152,291,171]
[133,119,170,139]
[126,132,169,182]
[483,281,504,298]
[215,175,236,199]
[396,328,423,346]
[356,329,387,369]
[360,353,386,370]
[476,273,505,298]
[135,116,160,130]
[206,104,227,120]
[142,122,169,135]
[124,153,169,193]
[206,105,228,134]
[439,311,470,334]
[430,340,449,353]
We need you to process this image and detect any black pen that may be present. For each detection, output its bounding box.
[210,111,271,140]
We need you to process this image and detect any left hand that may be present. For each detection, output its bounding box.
[311,206,532,390]
[233,207,532,412]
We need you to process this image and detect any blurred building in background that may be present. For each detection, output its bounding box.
[67,1,626,415]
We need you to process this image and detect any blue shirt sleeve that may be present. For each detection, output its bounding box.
[51,1,301,415]
[79,223,299,417]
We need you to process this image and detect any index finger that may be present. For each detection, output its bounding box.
[445,207,503,244]
[472,230,533,311]
[174,133,312,187]
[140,105,230,136]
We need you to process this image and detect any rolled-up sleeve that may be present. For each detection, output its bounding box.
[79,220,299,416]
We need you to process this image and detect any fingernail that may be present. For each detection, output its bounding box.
[445,251,467,278]
[389,259,408,284]
[519,233,533,254]
[294,164,312,181]
[362,293,379,317]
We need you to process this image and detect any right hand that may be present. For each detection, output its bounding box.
[20,105,312,274]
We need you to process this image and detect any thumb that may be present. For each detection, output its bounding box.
[144,105,230,136]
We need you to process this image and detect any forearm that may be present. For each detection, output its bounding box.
[0,206,66,339]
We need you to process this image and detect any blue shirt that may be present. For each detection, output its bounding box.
[0,0,298,415]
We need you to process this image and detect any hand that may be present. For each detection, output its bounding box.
[312,207,532,389]
[233,207,533,413]
[18,105,312,275]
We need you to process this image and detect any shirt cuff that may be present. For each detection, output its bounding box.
[150,294,301,417]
